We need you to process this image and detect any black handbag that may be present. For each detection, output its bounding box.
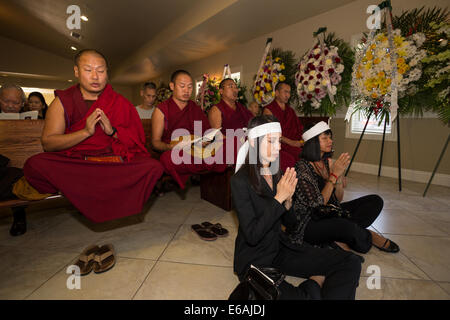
[229,265,285,300]
[311,203,351,221]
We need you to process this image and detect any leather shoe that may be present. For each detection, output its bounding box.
[374,238,400,253]
[10,219,27,236]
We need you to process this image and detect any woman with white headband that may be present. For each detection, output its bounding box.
[231,115,362,300]
[284,121,399,254]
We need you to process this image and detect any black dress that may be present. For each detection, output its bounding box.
[231,167,362,300]
[286,158,383,253]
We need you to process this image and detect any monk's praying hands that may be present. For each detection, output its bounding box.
[84,109,101,136]
[96,108,114,136]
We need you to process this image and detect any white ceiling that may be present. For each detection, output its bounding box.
[0,0,357,84]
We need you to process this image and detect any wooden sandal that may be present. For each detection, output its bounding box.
[74,244,100,276]
[93,244,116,274]
[201,221,229,237]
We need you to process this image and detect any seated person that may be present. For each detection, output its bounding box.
[263,82,304,172]
[285,121,400,254]
[0,84,26,114]
[27,91,48,119]
[151,70,227,189]
[231,115,362,300]
[247,100,261,117]
[136,82,157,119]
[22,49,164,223]
[208,78,254,163]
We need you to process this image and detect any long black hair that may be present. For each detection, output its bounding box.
[28,91,48,119]
[301,122,333,162]
[238,114,282,197]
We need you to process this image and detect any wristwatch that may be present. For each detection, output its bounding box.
[107,126,117,137]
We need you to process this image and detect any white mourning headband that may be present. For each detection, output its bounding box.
[235,122,282,173]
[302,121,330,142]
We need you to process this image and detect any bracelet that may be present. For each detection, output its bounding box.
[107,126,117,137]
[330,172,338,180]
[327,179,336,186]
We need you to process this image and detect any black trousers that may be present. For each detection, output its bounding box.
[304,194,384,253]
[273,242,362,300]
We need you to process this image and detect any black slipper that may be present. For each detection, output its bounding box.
[374,238,400,253]
[201,221,229,237]
[191,224,217,241]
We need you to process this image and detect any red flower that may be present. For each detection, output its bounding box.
[316,81,320,85]
[328,68,335,74]
[309,76,313,80]
[315,88,320,94]
[318,66,324,72]
[307,94,313,99]
[317,74,323,79]
[314,54,321,60]
[299,76,304,81]
[303,81,309,85]
[324,50,329,55]
[335,57,341,63]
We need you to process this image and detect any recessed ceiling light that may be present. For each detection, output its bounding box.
[70,46,77,51]
[68,80,73,82]
[81,15,88,21]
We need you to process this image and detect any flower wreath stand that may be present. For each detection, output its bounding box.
[345,0,406,191]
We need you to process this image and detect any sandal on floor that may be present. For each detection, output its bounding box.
[374,238,400,253]
[201,221,229,237]
[75,244,100,276]
[191,224,217,241]
[93,244,116,274]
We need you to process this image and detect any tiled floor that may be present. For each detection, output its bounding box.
[0,172,449,300]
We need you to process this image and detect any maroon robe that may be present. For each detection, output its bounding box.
[264,100,304,171]
[157,97,227,189]
[23,84,164,223]
[214,99,253,163]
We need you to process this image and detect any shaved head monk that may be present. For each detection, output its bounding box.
[151,70,227,189]
[263,82,304,171]
[208,78,253,163]
[23,49,164,223]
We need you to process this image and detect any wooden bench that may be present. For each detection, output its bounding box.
[0,120,64,209]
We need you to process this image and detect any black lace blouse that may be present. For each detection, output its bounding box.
[284,158,339,245]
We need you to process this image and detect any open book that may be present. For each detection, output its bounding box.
[191,127,222,144]
[0,111,39,120]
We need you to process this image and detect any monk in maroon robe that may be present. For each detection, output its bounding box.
[263,82,304,171]
[152,70,227,189]
[23,50,164,223]
[208,78,254,164]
